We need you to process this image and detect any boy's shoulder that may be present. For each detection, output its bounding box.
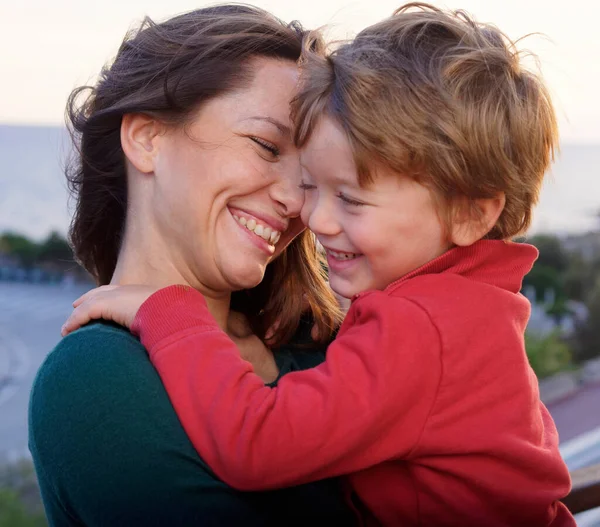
[354,268,529,330]
[356,272,479,305]
[387,272,483,301]
[368,241,535,308]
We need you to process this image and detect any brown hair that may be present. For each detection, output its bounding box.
[66,4,341,347]
[293,2,558,240]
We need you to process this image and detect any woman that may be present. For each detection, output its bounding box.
[28,5,355,526]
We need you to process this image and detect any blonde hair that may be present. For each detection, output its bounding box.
[293,2,558,239]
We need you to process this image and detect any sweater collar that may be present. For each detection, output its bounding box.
[383,239,538,295]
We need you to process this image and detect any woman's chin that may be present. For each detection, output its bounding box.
[225,267,266,292]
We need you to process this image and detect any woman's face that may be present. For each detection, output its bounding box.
[150,58,305,293]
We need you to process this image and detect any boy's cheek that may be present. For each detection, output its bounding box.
[300,207,310,228]
[300,197,314,227]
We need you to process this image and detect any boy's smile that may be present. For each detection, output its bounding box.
[300,116,451,299]
[321,245,364,275]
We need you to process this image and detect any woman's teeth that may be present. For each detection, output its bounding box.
[329,250,358,260]
[234,215,281,245]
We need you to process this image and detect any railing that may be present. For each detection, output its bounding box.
[563,462,600,514]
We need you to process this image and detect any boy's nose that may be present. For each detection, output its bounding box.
[303,197,341,237]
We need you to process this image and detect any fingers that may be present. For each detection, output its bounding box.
[72,285,118,308]
[61,301,107,337]
[63,284,156,337]
[264,319,281,341]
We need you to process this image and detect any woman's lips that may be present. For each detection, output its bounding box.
[230,209,277,256]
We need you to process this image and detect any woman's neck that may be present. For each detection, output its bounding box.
[111,227,231,331]
[111,213,279,382]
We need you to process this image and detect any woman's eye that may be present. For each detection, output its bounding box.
[337,192,365,207]
[299,182,316,191]
[250,137,280,157]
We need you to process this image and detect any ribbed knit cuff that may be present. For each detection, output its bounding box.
[131,285,220,351]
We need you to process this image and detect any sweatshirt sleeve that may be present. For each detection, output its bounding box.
[132,285,443,490]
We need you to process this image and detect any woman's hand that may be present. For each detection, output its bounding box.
[61,285,159,337]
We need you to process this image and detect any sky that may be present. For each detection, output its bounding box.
[1,0,599,143]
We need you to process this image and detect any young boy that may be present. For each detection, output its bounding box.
[62,4,575,525]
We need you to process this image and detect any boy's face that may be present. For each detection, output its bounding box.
[300,116,451,299]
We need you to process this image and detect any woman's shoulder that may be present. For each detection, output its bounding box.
[275,314,334,374]
[28,322,250,525]
[29,321,356,527]
[32,337,356,523]
[33,321,150,393]
[29,322,158,447]
[45,320,144,360]
[29,321,174,443]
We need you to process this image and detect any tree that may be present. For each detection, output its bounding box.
[523,265,563,304]
[527,234,570,273]
[0,459,46,527]
[563,254,600,304]
[525,330,572,379]
[0,490,47,527]
[573,278,600,362]
[37,232,72,263]
[0,233,38,268]
[522,235,571,320]
[562,254,588,303]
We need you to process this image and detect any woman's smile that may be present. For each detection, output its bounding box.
[229,206,284,245]
[229,208,284,256]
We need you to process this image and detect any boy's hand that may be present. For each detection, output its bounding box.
[61,285,159,337]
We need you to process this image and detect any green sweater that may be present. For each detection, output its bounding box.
[29,321,356,526]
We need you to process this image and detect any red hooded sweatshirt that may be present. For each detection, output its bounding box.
[132,240,575,526]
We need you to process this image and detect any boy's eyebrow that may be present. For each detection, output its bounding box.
[328,169,365,189]
[245,116,291,137]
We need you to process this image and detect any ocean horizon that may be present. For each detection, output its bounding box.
[1,123,599,241]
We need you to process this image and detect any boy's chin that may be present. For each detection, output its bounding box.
[328,279,358,303]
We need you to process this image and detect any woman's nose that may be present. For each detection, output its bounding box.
[271,164,304,218]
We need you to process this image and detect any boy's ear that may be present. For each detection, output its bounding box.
[450,193,506,247]
[120,114,164,174]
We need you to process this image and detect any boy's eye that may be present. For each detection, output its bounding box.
[250,137,280,157]
[337,192,365,207]
[299,182,316,191]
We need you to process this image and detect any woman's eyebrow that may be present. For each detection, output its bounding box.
[245,116,291,137]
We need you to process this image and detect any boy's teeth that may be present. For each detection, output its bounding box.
[234,214,281,245]
[330,250,357,260]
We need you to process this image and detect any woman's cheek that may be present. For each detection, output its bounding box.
[270,217,306,261]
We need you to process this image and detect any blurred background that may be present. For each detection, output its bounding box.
[1,0,599,525]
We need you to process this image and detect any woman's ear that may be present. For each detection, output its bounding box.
[120,114,163,174]
[450,193,506,247]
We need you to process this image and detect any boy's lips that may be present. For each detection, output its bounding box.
[322,245,363,273]
[321,244,361,260]
[327,249,359,261]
